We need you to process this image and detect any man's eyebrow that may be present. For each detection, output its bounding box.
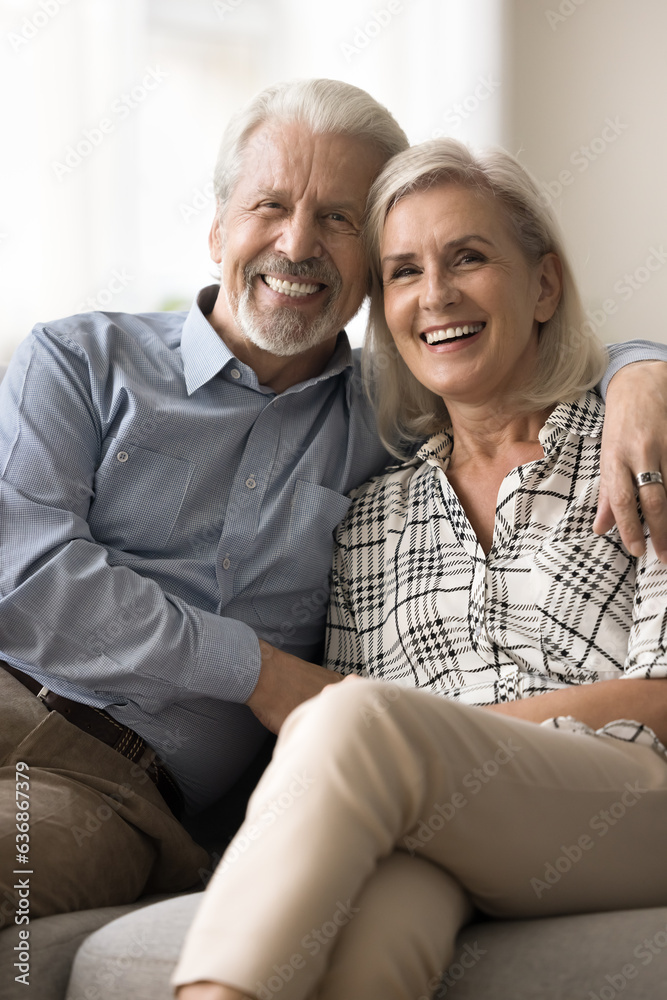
[321,199,365,213]
[381,234,494,268]
[253,189,363,213]
[254,188,289,201]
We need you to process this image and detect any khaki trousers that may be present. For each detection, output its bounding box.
[0,670,209,928]
[174,679,667,1000]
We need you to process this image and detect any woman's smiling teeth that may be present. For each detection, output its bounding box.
[423,322,485,345]
[262,275,322,297]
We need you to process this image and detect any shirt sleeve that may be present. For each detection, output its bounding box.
[623,531,667,678]
[598,340,667,399]
[0,329,261,712]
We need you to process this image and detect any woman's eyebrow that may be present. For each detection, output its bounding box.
[446,234,494,249]
[381,234,494,268]
[381,251,416,267]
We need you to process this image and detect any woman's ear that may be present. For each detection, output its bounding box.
[534,252,563,323]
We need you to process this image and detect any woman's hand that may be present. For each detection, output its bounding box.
[595,360,667,562]
[483,677,667,744]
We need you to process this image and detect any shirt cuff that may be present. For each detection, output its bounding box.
[600,340,667,398]
[192,611,262,704]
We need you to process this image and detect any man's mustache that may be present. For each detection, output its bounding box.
[244,255,342,295]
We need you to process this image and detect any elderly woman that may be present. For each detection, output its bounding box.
[174,140,667,1000]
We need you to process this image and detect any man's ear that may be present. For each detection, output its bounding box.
[209,203,224,263]
[534,252,562,323]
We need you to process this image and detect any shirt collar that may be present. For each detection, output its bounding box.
[539,390,605,447]
[408,390,605,469]
[180,285,354,396]
[181,286,237,394]
[414,430,454,467]
[291,330,353,395]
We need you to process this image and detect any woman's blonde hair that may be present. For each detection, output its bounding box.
[362,138,607,457]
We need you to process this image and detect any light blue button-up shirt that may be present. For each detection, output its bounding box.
[0,284,663,809]
[0,286,389,809]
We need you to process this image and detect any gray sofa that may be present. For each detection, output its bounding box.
[2,893,667,999]
[66,901,667,1000]
[1,360,667,998]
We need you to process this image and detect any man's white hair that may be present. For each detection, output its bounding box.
[213,78,409,215]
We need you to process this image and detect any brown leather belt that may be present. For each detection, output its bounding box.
[2,661,184,820]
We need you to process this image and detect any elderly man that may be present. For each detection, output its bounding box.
[1,78,666,923]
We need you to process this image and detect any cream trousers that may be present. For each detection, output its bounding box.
[173,680,667,999]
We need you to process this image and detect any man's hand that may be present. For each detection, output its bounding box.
[246,640,343,734]
[595,360,667,561]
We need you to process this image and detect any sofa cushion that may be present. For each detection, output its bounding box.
[66,894,201,1000]
[449,907,667,999]
[0,894,177,1000]
[65,896,667,1000]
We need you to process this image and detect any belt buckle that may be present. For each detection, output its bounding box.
[36,686,50,705]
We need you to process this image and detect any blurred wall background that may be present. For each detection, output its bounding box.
[0,0,665,364]
[507,0,667,354]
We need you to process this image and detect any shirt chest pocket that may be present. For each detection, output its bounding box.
[88,441,193,553]
[252,480,352,634]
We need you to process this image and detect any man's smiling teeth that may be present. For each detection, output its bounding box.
[424,323,484,345]
[263,275,321,297]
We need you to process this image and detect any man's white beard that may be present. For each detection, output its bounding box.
[233,282,344,358]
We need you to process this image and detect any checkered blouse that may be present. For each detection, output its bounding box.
[325,391,667,758]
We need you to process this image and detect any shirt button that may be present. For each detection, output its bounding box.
[116,451,129,463]
[474,625,482,637]
[230,368,241,379]
[222,556,231,570]
[245,476,257,489]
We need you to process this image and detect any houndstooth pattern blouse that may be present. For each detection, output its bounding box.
[324,391,667,759]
